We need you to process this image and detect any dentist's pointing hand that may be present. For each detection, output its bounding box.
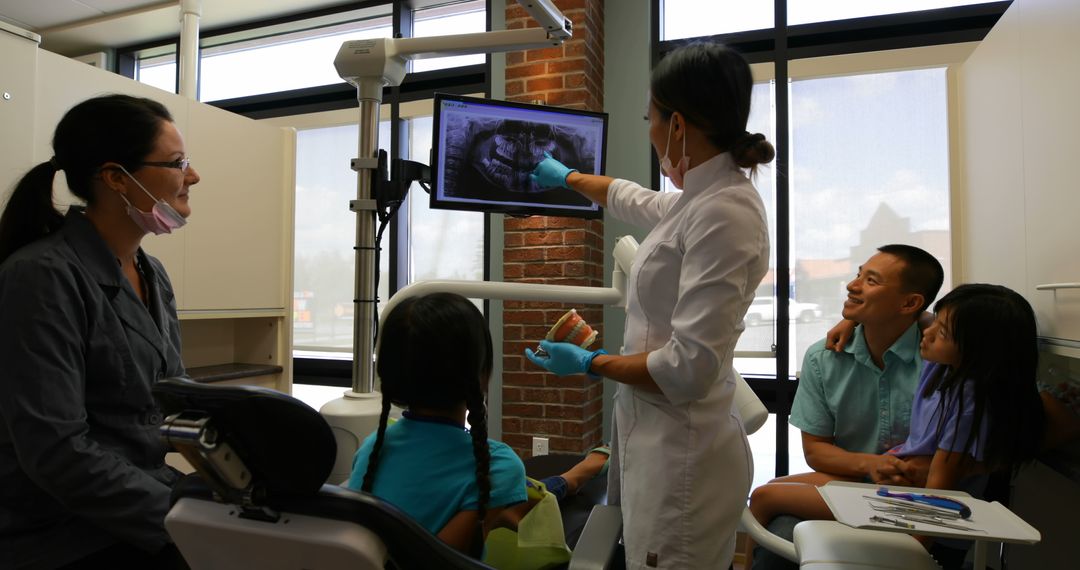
[530,152,577,189]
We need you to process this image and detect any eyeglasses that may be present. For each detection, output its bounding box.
[140,157,192,172]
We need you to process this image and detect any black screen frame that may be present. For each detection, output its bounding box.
[429,93,608,219]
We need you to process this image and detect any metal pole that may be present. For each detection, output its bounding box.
[178,0,200,99]
[351,79,383,394]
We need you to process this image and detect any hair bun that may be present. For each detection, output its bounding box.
[732,131,775,169]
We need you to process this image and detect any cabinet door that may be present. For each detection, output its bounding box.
[1019,0,1080,341]
[181,104,291,311]
[957,4,1027,292]
[0,31,38,195]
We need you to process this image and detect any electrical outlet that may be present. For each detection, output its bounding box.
[532,436,549,456]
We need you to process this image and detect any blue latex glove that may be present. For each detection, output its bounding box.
[525,340,606,378]
[530,152,577,189]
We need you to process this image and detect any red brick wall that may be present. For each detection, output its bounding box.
[501,0,606,457]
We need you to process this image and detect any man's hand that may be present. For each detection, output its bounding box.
[867,454,908,485]
[868,455,931,486]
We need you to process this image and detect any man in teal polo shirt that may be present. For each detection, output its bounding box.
[750,244,944,570]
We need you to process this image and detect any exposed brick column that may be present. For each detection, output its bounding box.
[500,0,606,458]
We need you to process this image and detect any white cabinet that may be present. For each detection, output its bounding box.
[1015,0,1080,342]
[0,42,296,392]
[958,0,1080,343]
[0,27,38,196]
[179,105,294,312]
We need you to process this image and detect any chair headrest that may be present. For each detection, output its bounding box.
[154,378,337,498]
[734,371,768,435]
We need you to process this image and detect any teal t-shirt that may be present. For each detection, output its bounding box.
[790,322,921,455]
[345,415,527,535]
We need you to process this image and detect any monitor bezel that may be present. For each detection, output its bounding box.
[429,92,607,220]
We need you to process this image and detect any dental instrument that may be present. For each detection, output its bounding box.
[869,515,916,529]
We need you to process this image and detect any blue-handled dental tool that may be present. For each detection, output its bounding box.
[877,487,972,519]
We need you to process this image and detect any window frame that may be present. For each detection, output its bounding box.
[654,0,1009,476]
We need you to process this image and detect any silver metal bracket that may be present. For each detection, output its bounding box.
[350,157,379,171]
[349,199,378,212]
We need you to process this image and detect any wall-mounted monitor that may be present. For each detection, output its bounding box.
[430,93,607,219]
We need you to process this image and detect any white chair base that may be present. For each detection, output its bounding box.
[793,521,941,570]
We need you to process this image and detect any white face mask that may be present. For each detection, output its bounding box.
[659,119,689,189]
[117,166,187,235]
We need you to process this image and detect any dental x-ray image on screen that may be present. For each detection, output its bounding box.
[431,93,607,219]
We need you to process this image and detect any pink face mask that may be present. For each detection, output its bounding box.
[117,166,187,235]
[659,119,689,189]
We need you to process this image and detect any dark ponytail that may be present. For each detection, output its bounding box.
[651,42,775,173]
[0,162,64,264]
[0,94,172,265]
[363,292,494,551]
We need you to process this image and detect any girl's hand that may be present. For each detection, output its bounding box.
[825,319,857,352]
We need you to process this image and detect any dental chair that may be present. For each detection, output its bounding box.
[154,378,622,570]
[155,377,493,569]
[731,373,940,570]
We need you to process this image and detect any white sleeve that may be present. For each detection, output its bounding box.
[606,178,679,230]
[645,188,769,405]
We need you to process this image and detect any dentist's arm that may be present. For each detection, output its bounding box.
[591,351,661,392]
[525,341,661,393]
[531,153,613,207]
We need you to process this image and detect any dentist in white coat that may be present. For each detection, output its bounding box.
[526,42,773,569]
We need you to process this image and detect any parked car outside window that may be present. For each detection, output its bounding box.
[743,297,823,326]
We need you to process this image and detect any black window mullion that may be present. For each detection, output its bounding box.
[773,0,792,478]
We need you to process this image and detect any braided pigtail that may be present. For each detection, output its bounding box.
[466,385,491,558]
[360,393,393,493]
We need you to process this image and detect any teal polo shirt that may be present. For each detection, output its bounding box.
[790,322,921,455]
[345,415,527,536]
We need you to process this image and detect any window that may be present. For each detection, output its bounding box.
[134,48,177,93]
[661,0,773,40]
[788,0,1001,26]
[749,414,812,487]
[411,0,487,73]
[200,12,393,102]
[660,0,1002,40]
[789,67,952,372]
[129,2,488,101]
[292,117,392,356]
[406,115,486,283]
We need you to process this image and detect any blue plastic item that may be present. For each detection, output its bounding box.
[876,487,972,519]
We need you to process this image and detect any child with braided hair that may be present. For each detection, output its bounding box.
[345,292,527,557]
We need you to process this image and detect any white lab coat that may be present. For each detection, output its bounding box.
[605,152,769,569]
